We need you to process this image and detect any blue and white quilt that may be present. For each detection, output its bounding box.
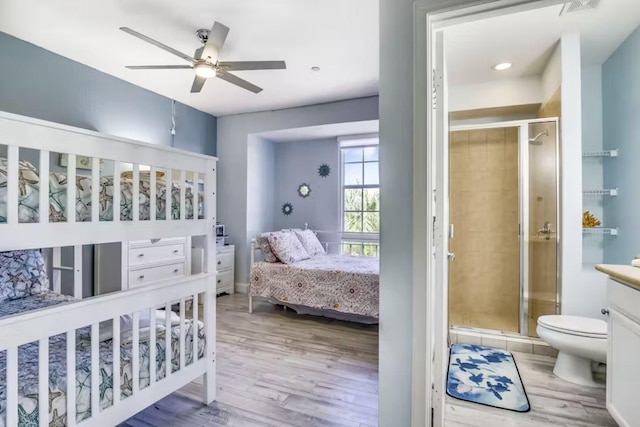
[447,343,530,412]
[0,292,206,426]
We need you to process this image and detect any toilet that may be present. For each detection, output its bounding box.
[536,315,607,388]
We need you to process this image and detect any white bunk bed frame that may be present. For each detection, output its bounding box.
[0,111,218,426]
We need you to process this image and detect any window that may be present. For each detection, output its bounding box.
[341,143,379,256]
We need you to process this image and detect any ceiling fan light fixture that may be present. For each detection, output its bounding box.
[194,63,217,78]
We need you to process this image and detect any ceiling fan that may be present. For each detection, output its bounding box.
[120,21,286,94]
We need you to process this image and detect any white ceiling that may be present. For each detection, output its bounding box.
[0,0,378,117]
[259,120,379,143]
[444,0,640,86]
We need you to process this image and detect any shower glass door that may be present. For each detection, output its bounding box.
[449,126,521,333]
[448,119,560,337]
[526,120,559,337]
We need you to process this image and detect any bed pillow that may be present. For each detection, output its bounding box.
[0,250,50,302]
[293,229,326,256]
[99,309,181,342]
[256,233,279,263]
[267,231,310,264]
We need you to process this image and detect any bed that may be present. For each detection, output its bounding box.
[0,158,204,223]
[249,229,379,321]
[0,111,218,427]
[0,291,205,426]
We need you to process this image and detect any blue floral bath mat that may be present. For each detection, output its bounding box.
[447,343,530,412]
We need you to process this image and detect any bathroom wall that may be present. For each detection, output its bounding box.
[449,127,520,333]
[603,26,640,264]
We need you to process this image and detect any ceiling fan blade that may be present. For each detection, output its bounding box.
[199,21,230,62]
[126,65,193,70]
[217,70,262,93]
[120,27,195,64]
[218,61,286,71]
[191,75,207,93]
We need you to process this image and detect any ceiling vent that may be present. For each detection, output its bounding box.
[559,0,601,16]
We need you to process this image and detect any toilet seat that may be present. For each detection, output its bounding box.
[537,315,607,339]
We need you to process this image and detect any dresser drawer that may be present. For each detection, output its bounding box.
[129,243,185,266]
[129,262,185,288]
[216,271,234,293]
[216,250,234,271]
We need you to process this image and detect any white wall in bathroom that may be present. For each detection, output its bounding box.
[449,77,543,112]
[541,43,562,103]
[559,33,608,320]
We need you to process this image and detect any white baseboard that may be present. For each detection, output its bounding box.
[235,282,249,294]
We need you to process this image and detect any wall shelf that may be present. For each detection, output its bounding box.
[583,227,618,236]
[583,149,618,158]
[583,189,618,196]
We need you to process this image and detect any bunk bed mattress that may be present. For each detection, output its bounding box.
[0,293,205,426]
[250,254,380,318]
[0,158,204,223]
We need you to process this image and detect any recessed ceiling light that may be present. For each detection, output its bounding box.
[493,62,512,71]
[311,66,321,72]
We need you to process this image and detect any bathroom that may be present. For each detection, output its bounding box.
[439,1,640,424]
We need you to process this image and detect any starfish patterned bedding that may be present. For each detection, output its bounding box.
[0,158,204,223]
[0,292,205,427]
[250,254,379,318]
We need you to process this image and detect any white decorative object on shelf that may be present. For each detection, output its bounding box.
[583,149,618,158]
[583,189,618,196]
[583,227,619,236]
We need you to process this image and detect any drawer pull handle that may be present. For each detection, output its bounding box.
[139,275,145,279]
[218,260,222,265]
[601,308,610,316]
[217,279,221,284]
[173,250,179,253]
[138,254,145,257]
[173,269,179,273]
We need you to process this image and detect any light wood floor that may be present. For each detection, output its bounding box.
[121,293,379,427]
[121,294,614,427]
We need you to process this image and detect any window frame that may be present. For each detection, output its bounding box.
[340,141,380,255]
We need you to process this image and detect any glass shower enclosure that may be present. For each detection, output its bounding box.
[448,119,560,337]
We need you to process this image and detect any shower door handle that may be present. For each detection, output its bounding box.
[448,252,456,261]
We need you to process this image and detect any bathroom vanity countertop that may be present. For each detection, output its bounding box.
[596,264,640,289]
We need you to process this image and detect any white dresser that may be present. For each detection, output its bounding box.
[216,245,235,295]
[94,237,189,294]
[128,237,189,289]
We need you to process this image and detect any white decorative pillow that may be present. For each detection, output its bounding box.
[294,229,326,256]
[256,233,279,263]
[267,231,310,264]
[0,250,50,302]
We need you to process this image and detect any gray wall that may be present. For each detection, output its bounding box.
[603,26,640,264]
[0,31,217,297]
[379,0,415,424]
[0,31,217,155]
[217,96,378,284]
[247,137,276,252]
[273,138,340,239]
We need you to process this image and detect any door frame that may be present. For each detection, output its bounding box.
[413,1,567,426]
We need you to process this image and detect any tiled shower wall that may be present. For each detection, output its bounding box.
[449,127,520,333]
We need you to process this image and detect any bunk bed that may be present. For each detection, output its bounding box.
[0,111,218,427]
[249,229,379,322]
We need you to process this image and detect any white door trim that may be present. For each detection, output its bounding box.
[413,1,567,426]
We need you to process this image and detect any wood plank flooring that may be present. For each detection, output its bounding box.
[446,352,616,426]
[120,294,379,427]
[121,294,614,427]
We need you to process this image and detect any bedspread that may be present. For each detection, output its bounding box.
[0,158,204,223]
[0,293,205,427]
[250,255,379,318]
